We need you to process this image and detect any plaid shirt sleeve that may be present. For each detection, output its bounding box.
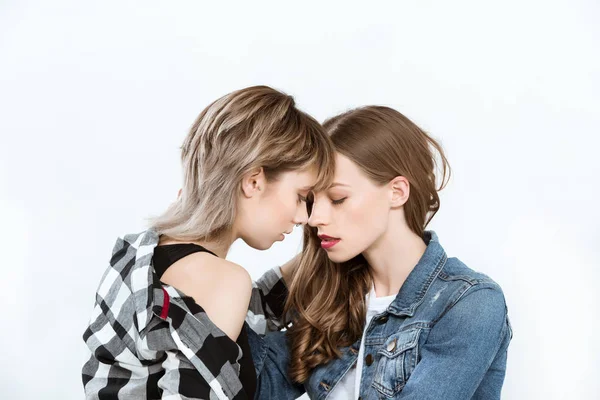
[156,350,213,398]
[246,266,290,335]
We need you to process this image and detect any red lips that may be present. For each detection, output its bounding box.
[318,234,340,240]
[318,234,341,249]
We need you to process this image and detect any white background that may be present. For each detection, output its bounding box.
[1,1,598,399]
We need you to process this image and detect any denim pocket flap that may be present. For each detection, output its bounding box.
[379,328,420,358]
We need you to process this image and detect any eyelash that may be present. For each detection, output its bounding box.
[300,196,346,206]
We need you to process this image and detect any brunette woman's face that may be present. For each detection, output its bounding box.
[307,153,392,263]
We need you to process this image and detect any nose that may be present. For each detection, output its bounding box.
[307,198,328,227]
[293,200,310,226]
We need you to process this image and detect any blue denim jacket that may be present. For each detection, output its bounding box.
[250,231,512,399]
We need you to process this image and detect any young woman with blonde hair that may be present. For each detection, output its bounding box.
[82,86,335,400]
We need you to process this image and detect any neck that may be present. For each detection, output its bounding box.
[362,216,427,298]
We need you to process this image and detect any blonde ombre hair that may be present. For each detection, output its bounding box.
[152,85,335,241]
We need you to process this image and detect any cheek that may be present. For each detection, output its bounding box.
[346,196,388,244]
[265,191,296,224]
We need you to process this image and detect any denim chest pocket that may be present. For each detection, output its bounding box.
[372,328,421,398]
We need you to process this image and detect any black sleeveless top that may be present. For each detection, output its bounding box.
[153,243,256,399]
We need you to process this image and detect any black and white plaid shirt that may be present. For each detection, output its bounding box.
[82,229,287,399]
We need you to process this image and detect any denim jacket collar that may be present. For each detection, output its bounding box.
[386,231,447,317]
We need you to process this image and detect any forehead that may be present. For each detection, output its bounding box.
[331,153,365,186]
[277,167,318,188]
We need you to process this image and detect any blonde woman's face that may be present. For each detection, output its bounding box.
[308,153,391,263]
[239,168,316,250]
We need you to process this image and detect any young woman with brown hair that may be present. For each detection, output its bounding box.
[254,106,512,400]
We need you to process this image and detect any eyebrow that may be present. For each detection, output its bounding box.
[301,182,350,192]
[330,182,350,188]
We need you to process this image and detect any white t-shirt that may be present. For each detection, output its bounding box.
[329,287,396,399]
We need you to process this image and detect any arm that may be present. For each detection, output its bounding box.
[280,253,301,285]
[398,285,511,399]
[250,330,306,400]
[247,255,300,335]
[157,351,214,399]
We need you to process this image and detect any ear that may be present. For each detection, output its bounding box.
[241,167,266,198]
[177,188,182,198]
[389,176,410,208]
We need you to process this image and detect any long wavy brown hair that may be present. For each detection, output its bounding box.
[284,106,451,383]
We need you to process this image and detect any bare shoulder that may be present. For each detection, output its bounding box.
[160,252,252,341]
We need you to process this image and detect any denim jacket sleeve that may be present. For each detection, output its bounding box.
[247,266,290,335]
[398,284,512,399]
[250,329,305,400]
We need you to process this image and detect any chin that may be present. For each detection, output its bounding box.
[326,252,353,264]
[325,246,362,264]
[244,238,274,251]
[256,242,274,250]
